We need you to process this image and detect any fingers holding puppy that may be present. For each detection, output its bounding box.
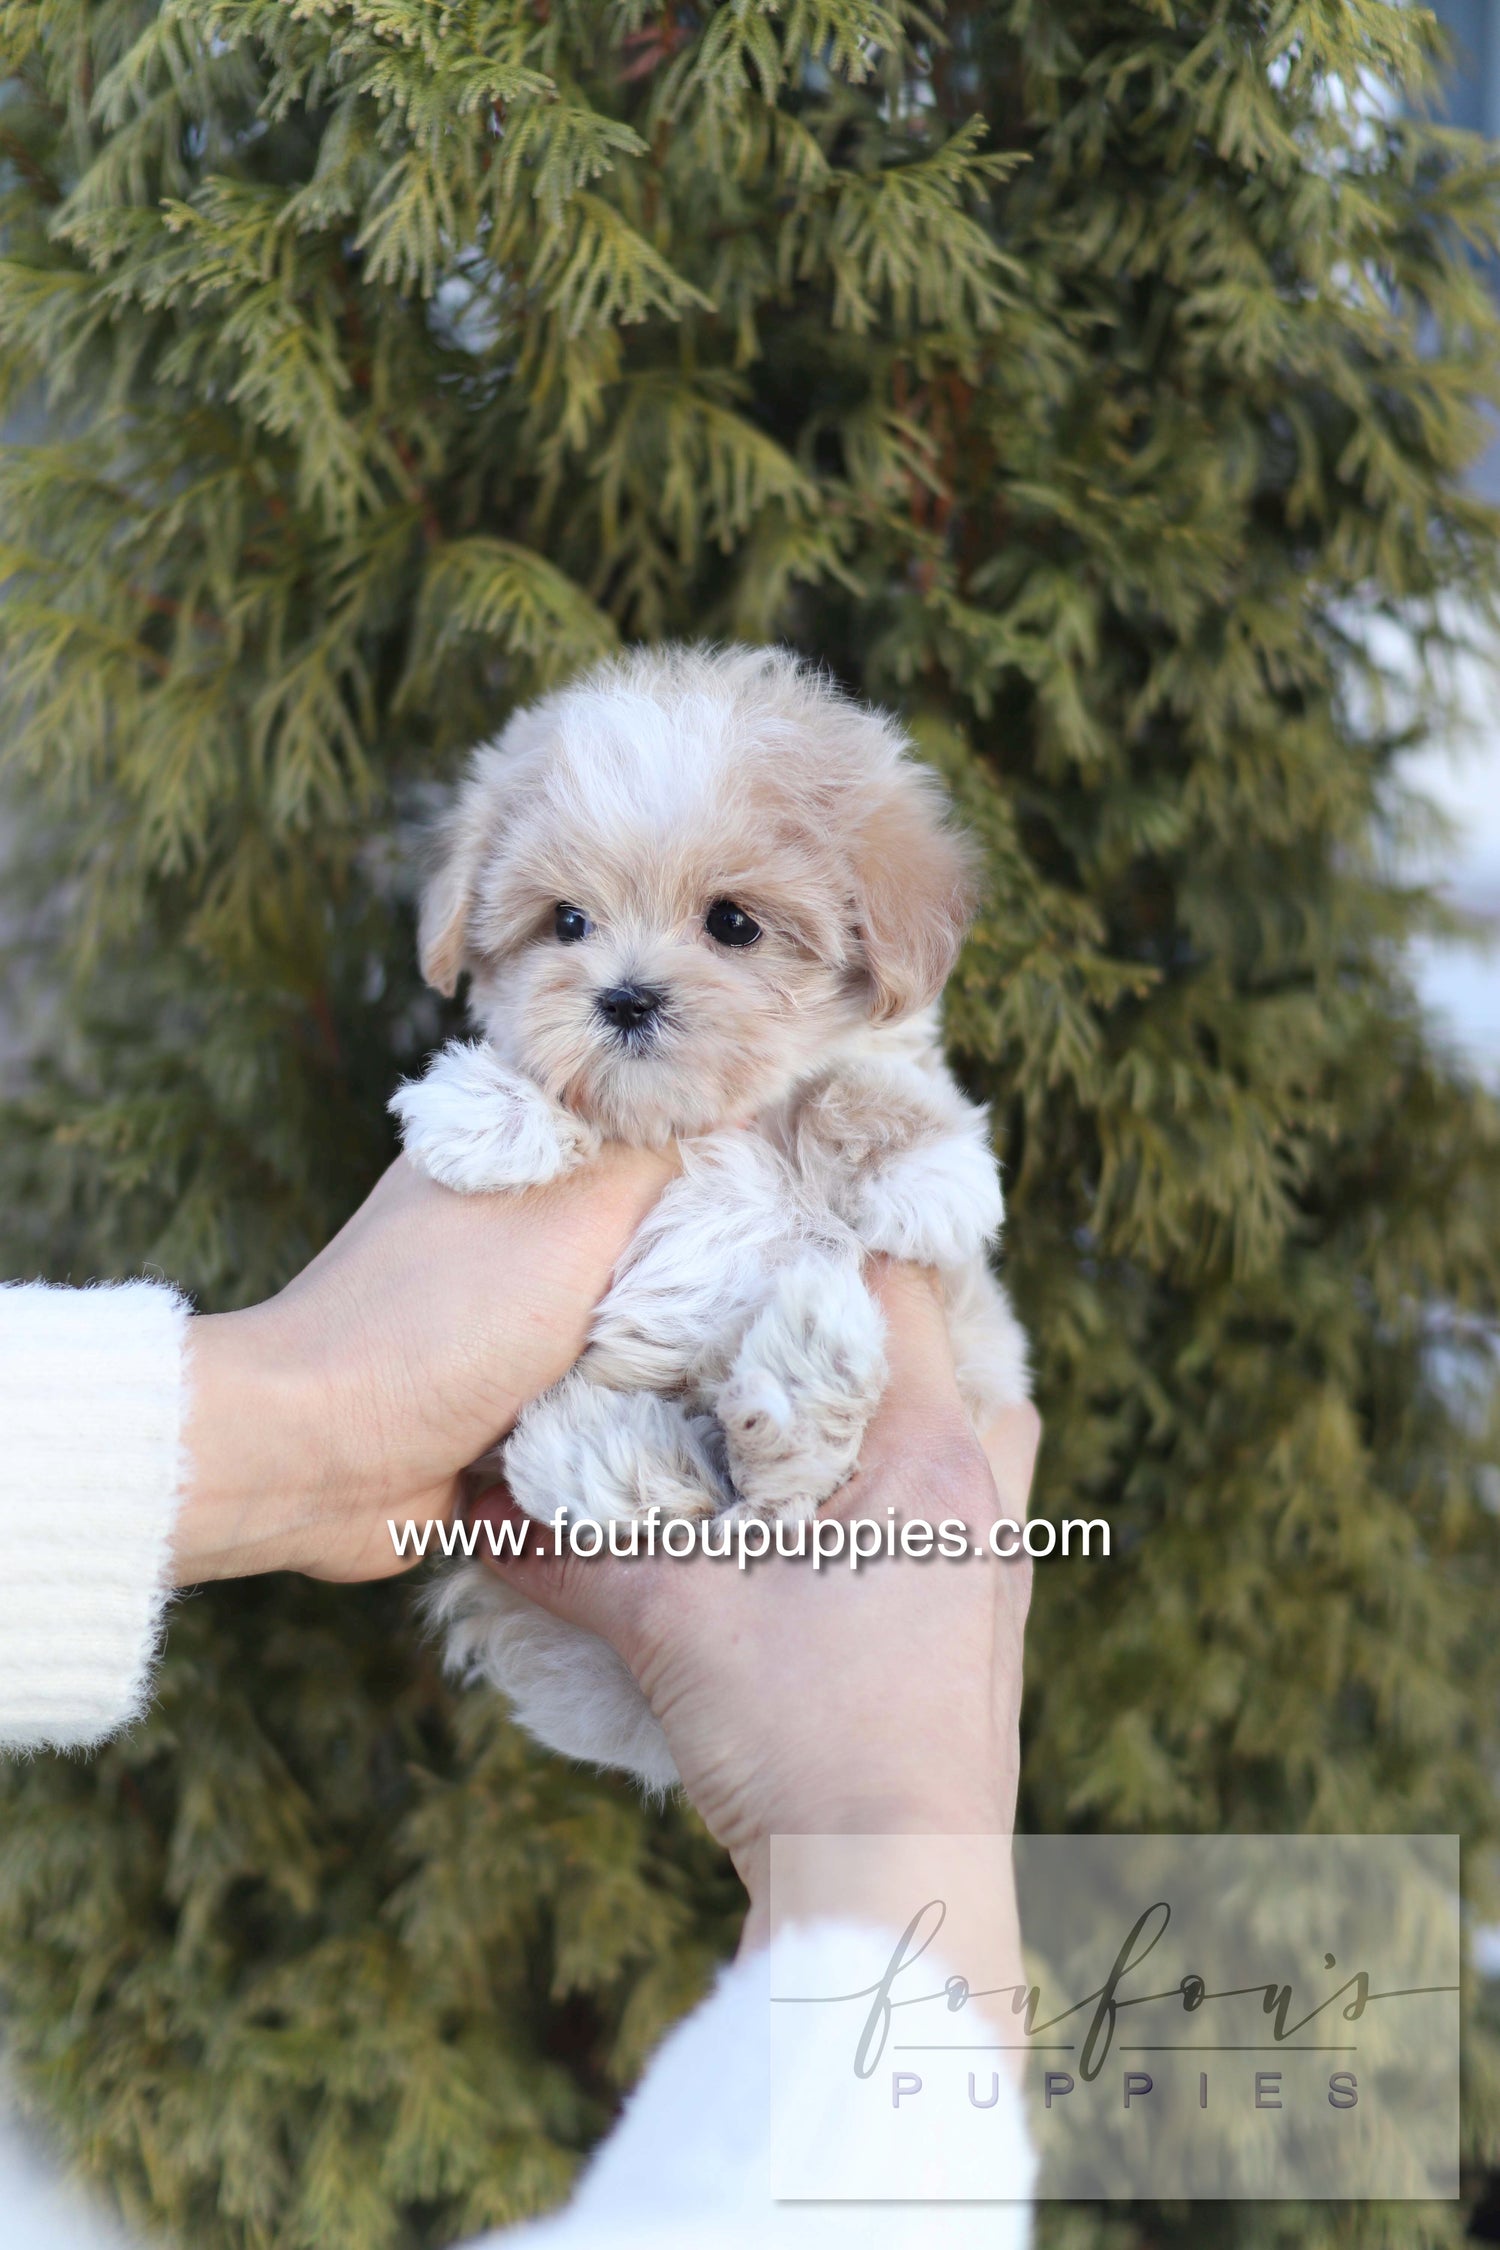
[834,1260,1040,1535]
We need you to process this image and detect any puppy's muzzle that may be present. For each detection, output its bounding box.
[595,983,664,1038]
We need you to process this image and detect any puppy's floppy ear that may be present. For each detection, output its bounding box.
[418,726,539,996]
[418,790,488,998]
[852,761,979,1024]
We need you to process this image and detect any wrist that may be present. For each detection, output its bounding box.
[734,1778,1015,1954]
[738,1804,1019,1963]
[174,1308,328,1583]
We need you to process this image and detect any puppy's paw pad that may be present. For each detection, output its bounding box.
[719,1370,794,1445]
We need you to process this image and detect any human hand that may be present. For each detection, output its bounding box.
[174,1149,674,1585]
[471,1264,1039,1939]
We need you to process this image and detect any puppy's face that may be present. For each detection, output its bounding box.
[470,811,860,1142]
[418,649,976,1144]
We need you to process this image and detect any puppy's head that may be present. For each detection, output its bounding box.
[418,646,977,1143]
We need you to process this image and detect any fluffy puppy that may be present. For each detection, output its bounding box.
[393,645,1029,1788]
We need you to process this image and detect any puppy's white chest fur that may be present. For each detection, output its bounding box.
[389,645,1029,1789]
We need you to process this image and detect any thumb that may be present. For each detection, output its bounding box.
[469,1485,654,1652]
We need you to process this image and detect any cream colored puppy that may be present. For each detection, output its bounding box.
[393,645,1029,1787]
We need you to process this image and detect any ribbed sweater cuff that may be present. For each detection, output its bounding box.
[0,1280,191,1753]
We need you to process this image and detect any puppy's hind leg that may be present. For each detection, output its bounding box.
[430,1373,727,1792]
[505,1368,729,1527]
[712,1254,887,1516]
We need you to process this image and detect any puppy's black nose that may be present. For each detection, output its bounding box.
[596,983,663,1032]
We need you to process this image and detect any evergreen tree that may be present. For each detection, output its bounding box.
[2,3,1500,2246]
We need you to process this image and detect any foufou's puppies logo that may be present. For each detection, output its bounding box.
[766,1834,1461,2204]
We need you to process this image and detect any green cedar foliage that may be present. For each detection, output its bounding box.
[2,2,1500,2246]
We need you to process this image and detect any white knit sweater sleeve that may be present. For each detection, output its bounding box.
[498,1919,1034,2250]
[0,1280,191,1753]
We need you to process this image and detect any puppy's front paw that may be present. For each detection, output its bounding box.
[391,1040,598,1193]
[791,1061,1004,1268]
[847,1121,1003,1268]
[506,1370,729,1526]
[714,1255,887,1513]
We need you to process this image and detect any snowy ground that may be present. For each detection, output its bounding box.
[1402,659,1500,1082]
[0,2101,137,2250]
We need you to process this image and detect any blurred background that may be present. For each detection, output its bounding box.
[2,6,1499,2250]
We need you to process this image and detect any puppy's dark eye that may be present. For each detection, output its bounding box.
[705,899,761,949]
[554,902,592,944]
